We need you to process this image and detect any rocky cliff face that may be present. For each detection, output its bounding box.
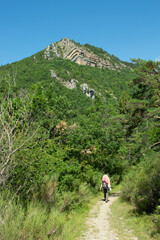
[44,38,126,70]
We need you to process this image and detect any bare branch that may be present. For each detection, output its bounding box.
[12,127,39,155]
[154,116,160,119]
[0,127,39,176]
[150,142,160,149]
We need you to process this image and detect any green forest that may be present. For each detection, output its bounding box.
[0,42,159,239]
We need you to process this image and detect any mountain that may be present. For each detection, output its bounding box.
[44,38,129,70]
[0,37,138,194]
[0,38,136,188]
[0,38,135,101]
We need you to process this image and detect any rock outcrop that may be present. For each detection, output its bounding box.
[80,84,95,99]
[50,70,96,99]
[44,38,126,70]
[50,70,78,89]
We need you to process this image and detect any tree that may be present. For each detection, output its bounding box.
[121,60,160,164]
[0,75,38,187]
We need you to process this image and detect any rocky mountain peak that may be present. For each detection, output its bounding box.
[44,38,127,70]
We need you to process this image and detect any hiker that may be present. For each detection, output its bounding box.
[100,174,111,202]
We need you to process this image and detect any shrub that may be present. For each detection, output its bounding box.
[59,183,91,212]
[121,167,138,202]
[154,205,160,233]
[81,166,102,193]
[39,174,59,207]
[121,152,160,213]
[77,183,90,204]
[59,191,75,212]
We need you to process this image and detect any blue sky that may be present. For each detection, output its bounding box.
[1,0,160,66]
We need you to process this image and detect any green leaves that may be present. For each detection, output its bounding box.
[121,152,160,213]
[1,41,159,220]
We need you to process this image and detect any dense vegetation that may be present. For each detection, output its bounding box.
[0,42,159,239]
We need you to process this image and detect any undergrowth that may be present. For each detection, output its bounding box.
[0,182,99,240]
[110,185,160,240]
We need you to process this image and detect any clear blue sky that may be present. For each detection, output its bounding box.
[1,0,160,66]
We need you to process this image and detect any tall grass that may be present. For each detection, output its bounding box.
[0,198,62,239]
[0,179,93,239]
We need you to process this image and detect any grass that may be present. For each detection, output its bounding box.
[109,185,160,240]
[61,193,100,240]
[0,192,100,240]
[2,185,159,239]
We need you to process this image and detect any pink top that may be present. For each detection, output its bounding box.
[102,175,109,184]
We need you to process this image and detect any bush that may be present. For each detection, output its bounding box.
[39,174,59,207]
[121,168,138,202]
[154,205,160,233]
[81,166,102,193]
[78,183,90,204]
[59,183,91,212]
[121,152,160,213]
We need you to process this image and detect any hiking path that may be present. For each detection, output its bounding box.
[78,193,138,240]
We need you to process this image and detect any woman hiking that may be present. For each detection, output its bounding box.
[100,174,111,202]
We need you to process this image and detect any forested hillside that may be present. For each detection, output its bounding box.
[0,39,159,239]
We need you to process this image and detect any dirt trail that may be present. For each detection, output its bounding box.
[78,193,138,240]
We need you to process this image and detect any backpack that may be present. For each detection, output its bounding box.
[102,181,108,190]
